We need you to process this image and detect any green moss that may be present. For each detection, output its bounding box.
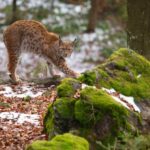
[79,71,96,86]
[43,104,54,134]
[57,78,81,97]
[54,98,76,119]
[102,133,150,150]
[23,96,31,102]
[119,134,150,150]
[75,88,129,130]
[75,100,98,126]
[80,87,122,107]
[26,133,89,150]
[80,48,150,100]
[73,87,133,147]
[0,102,10,108]
[44,98,77,137]
[110,48,150,74]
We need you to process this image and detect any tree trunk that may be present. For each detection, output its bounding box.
[86,0,106,33]
[127,0,150,60]
[11,0,18,23]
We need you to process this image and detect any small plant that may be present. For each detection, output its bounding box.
[96,133,150,150]
[0,102,10,108]
[23,96,31,102]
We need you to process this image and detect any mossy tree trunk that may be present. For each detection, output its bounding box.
[127,0,150,60]
[86,0,106,33]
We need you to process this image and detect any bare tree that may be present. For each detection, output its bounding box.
[11,0,18,23]
[127,0,150,60]
[86,0,106,33]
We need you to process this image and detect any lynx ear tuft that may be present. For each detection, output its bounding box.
[59,35,63,45]
[72,38,78,47]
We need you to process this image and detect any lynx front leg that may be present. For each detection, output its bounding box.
[55,58,79,77]
[7,52,20,83]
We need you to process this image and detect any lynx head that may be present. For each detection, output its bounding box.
[58,36,77,58]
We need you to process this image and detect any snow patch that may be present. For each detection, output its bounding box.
[81,83,96,89]
[82,33,97,42]
[0,85,44,98]
[102,87,141,113]
[137,74,142,78]
[0,112,40,125]
[80,85,140,113]
[119,94,141,112]
[102,88,116,94]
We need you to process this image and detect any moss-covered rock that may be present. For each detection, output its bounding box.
[79,48,150,100]
[44,86,139,149]
[43,48,150,149]
[57,78,81,97]
[26,133,89,150]
[75,88,129,128]
[43,97,77,137]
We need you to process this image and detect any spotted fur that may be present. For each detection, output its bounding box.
[3,20,78,83]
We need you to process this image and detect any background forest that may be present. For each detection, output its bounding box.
[0,0,127,80]
[0,1,150,150]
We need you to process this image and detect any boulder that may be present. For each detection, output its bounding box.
[78,48,150,133]
[44,80,140,149]
[43,48,150,149]
[79,48,150,100]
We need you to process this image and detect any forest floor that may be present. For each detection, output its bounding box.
[0,80,58,150]
[0,76,143,150]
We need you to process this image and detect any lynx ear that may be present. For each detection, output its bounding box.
[72,38,78,46]
[59,36,63,45]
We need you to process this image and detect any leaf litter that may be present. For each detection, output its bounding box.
[0,81,57,150]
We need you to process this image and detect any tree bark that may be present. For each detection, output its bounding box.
[11,0,18,23]
[86,0,106,33]
[127,0,150,60]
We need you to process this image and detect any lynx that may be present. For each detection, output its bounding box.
[3,20,79,83]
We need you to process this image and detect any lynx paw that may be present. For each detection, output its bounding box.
[72,72,81,78]
[9,74,22,84]
[11,79,22,84]
[76,73,81,77]
[53,74,61,78]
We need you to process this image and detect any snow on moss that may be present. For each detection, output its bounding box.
[102,87,141,112]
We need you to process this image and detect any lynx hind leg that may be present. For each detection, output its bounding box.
[47,61,55,77]
[7,51,20,83]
